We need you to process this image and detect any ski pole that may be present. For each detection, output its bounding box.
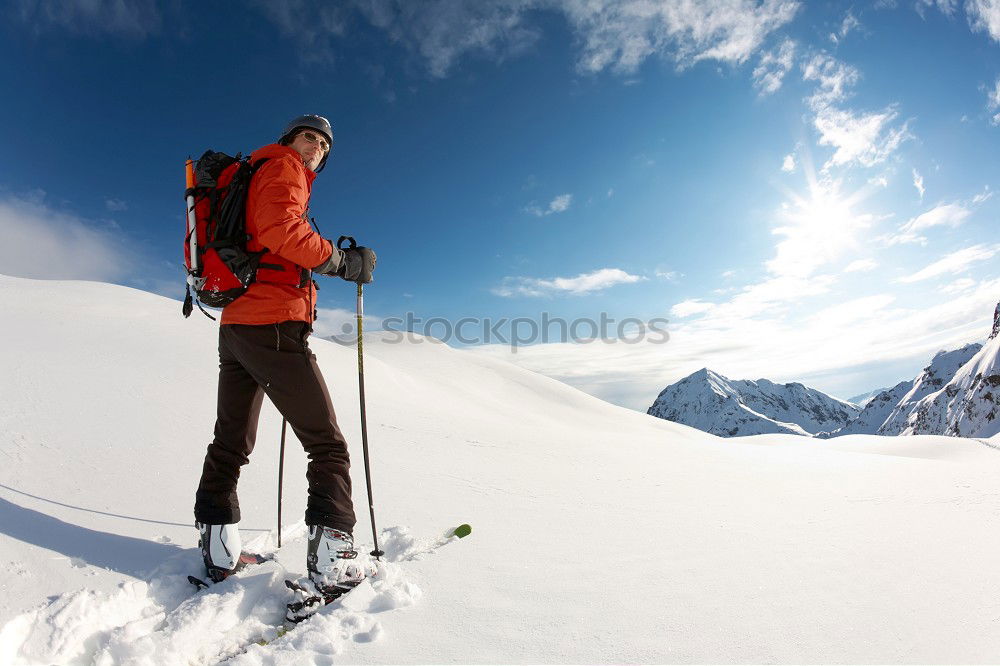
[278,418,287,548]
[337,235,384,560]
[357,281,384,559]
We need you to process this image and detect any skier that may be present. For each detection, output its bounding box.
[193,114,377,598]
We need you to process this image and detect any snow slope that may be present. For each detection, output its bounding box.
[647,368,859,436]
[3,275,1000,664]
[878,343,984,435]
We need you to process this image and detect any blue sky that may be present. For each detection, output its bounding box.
[1,0,999,410]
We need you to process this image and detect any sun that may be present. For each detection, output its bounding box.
[769,159,879,278]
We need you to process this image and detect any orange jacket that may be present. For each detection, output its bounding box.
[221,144,333,326]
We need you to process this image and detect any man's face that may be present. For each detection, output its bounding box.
[289,129,330,172]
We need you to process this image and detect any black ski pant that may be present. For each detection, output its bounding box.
[194,321,356,533]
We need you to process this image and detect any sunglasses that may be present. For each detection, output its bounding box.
[299,130,331,153]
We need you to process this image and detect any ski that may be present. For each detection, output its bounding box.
[284,578,347,623]
[189,525,473,648]
[202,524,474,653]
[280,525,469,624]
[187,575,210,590]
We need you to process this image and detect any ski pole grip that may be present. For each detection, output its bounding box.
[336,236,357,250]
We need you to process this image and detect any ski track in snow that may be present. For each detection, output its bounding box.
[0,524,452,665]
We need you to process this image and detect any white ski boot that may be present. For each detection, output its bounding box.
[306,525,366,598]
[197,522,266,582]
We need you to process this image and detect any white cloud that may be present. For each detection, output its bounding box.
[251,1,351,65]
[655,269,681,281]
[897,243,1000,283]
[729,274,836,314]
[987,76,1000,125]
[939,277,977,294]
[259,0,800,77]
[912,169,925,199]
[805,294,895,328]
[753,39,796,95]
[972,186,994,204]
[802,53,859,108]
[668,274,838,329]
[548,193,572,213]
[14,0,161,38]
[355,1,540,77]
[905,203,971,232]
[830,11,860,43]
[967,0,1000,43]
[799,53,911,170]
[812,105,912,170]
[0,192,135,282]
[313,307,385,343]
[130,276,184,300]
[916,0,959,16]
[105,198,128,212]
[918,0,1000,43]
[561,0,801,73]
[671,299,715,318]
[889,202,972,244]
[526,193,573,217]
[469,277,1000,410]
[781,153,796,172]
[493,268,645,297]
[844,258,878,272]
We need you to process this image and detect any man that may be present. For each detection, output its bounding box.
[193,114,376,597]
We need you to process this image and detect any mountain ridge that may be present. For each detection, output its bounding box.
[647,367,859,437]
[650,302,1000,440]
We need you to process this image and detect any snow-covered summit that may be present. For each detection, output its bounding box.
[647,367,859,437]
[877,343,984,434]
[878,311,1000,437]
[823,302,1000,439]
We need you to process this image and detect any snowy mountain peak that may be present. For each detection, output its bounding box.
[879,330,1000,437]
[687,367,724,382]
[648,368,859,437]
[847,388,890,408]
[990,301,1000,340]
[663,367,732,399]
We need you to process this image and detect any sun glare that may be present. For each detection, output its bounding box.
[769,159,878,278]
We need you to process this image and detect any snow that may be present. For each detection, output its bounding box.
[3,274,1000,663]
[846,387,887,407]
[824,380,912,437]
[878,343,984,435]
[905,335,1000,437]
[648,368,859,436]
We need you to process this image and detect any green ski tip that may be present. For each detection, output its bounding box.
[452,524,472,538]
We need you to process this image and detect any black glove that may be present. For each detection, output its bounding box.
[338,246,376,284]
